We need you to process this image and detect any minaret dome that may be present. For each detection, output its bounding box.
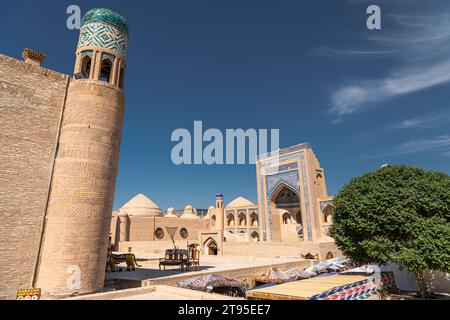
[74,8,128,89]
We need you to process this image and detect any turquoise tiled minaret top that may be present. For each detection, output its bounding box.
[78,8,129,57]
[82,8,128,34]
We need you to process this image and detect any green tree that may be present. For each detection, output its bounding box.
[330,165,450,298]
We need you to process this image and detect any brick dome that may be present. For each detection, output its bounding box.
[120,194,162,217]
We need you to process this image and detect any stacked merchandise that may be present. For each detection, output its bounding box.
[308,272,397,300]
[255,257,352,285]
[177,274,247,297]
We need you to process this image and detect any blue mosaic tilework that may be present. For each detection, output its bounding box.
[258,151,314,241]
[300,153,313,241]
[264,162,299,175]
[257,143,311,161]
[82,8,128,34]
[78,22,128,56]
[266,170,300,197]
[308,152,319,236]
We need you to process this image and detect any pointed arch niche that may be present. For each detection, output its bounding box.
[203,237,218,256]
[270,182,303,230]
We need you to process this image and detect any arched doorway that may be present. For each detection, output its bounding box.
[282,212,292,224]
[271,184,302,224]
[270,183,303,239]
[204,238,218,256]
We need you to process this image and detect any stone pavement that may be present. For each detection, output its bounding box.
[106,254,315,290]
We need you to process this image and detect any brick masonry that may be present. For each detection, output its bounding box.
[0,56,125,299]
[35,80,124,297]
[0,54,69,299]
[119,240,341,261]
[0,8,128,299]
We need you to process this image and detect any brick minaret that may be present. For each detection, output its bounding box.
[35,8,128,297]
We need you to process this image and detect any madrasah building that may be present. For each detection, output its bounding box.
[111,142,337,257]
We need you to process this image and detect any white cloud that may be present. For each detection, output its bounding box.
[394,111,450,129]
[362,135,450,159]
[308,46,396,58]
[322,11,450,119]
[331,58,450,117]
[396,119,423,129]
[395,135,450,154]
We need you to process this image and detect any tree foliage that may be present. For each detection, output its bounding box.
[330,165,450,284]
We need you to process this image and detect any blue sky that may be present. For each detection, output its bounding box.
[1,0,449,210]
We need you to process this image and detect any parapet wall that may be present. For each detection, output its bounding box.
[66,285,239,300]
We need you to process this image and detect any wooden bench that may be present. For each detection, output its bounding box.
[159,249,184,270]
[159,248,200,271]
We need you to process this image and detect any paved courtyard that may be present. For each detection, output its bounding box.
[105,254,312,287]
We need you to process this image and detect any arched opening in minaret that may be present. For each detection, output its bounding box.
[100,54,114,83]
[118,65,125,89]
[81,51,93,79]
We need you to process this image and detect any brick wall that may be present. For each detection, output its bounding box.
[118,241,197,254]
[118,240,342,262]
[0,54,68,299]
[223,241,342,261]
[126,216,209,242]
[35,80,124,297]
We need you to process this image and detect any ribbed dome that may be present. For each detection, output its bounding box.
[82,8,128,34]
[226,196,255,208]
[120,194,162,217]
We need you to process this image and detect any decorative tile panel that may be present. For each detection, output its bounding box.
[266,170,300,197]
[78,22,128,57]
[264,162,298,175]
[82,8,128,34]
